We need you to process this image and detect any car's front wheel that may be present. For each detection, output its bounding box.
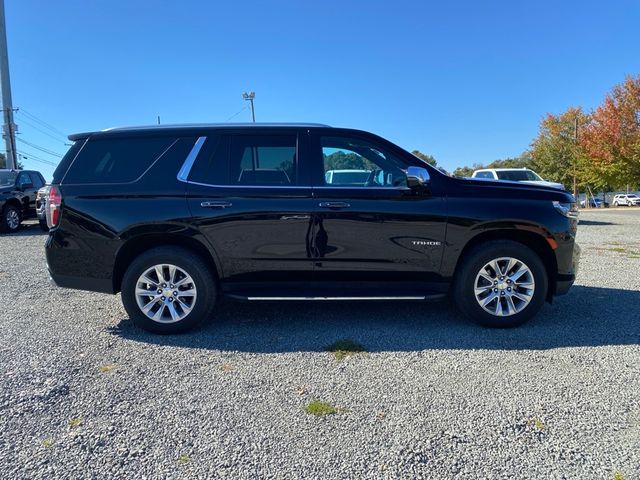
[1,205,21,233]
[454,240,548,328]
[121,246,217,334]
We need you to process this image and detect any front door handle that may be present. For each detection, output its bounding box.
[318,201,351,209]
[201,201,233,209]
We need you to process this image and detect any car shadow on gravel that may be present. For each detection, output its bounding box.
[109,285,640,352]
[1,224,47,237]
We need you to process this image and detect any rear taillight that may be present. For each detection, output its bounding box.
[48,186,62,228]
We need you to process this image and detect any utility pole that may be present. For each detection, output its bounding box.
[0,0,16,170]
[242,92,256,122]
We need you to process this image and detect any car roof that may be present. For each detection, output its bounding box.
[69,123,332,141]
[475,168,532,172]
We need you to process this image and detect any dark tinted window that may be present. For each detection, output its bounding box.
[496,170,539,181]
[52,140,85,184]
[17,172,31,186]
[29,172,45,189]
[474,171,494,179]
[63,136,176,184]
[190,134,297,186]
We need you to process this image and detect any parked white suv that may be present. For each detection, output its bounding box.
[612,194,640,206]
[471,168,565,190]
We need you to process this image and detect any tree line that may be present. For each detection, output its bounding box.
[415,75,640,194]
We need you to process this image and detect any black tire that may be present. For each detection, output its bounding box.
[1,205,21,233]
[121,246,217,334]
[39,219,49,231]
[453,240,548,328]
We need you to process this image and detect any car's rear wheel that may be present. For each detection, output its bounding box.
[454,240,548,328]
[39,219,49,231]
[121,246,217,334]
[1,205,21,233]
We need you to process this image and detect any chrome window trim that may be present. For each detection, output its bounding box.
[181,179,411,191]
[177,136,207,182]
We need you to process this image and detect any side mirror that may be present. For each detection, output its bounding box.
[406,166,429,188]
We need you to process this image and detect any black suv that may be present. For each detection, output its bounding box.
[45,124,580,333]
[1,169,46,233]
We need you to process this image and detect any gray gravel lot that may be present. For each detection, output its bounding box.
[1,209,639,479]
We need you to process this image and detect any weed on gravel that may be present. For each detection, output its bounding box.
[325,339,366,361]
[304,400,338,416]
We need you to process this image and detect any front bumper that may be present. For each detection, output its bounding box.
[555,242,580,295]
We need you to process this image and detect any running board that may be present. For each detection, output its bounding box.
[224,294,447,301]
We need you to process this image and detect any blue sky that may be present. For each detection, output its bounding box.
[6,0,640,179]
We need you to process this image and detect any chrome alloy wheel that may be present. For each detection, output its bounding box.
[474,257,535,317]
[6,209,19,230]
[135,264,197,323]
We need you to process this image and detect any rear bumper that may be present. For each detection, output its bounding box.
[48,270,114,294]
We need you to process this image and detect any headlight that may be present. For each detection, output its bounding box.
[553,201,579,218]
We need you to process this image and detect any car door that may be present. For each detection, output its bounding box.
[308,130,447,293]
[185,129,316,294]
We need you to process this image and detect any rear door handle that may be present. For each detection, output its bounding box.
[318,201,351,209]
[201,201,233,209]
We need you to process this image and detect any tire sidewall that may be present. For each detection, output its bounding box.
[456,241,548,328]
[121,248,216,334]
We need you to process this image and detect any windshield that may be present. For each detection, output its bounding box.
[0,170,17,187]
[627,194,638,198]
[496,170,542,182]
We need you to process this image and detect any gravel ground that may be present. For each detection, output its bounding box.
[1,209,639,479]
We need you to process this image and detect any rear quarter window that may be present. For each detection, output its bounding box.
[62,136,177,184]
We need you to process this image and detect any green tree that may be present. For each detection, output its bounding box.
[529,106,590,192]
[411,150,437,166]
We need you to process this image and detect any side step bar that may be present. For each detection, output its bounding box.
[224,294,447,301]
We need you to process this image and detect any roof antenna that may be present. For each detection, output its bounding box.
[157,115,161,125]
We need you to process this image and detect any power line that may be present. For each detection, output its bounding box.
[16,150,57,166]
[16,114,68,143]
[17,108,67,138]
[225,105,248,121]
[16,137,62,157]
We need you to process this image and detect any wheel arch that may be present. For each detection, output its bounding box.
[453,228,558,301]
[113,233,222,293]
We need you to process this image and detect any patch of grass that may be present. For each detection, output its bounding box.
[69,417,83,429]
[304,400,337,416]
[42,438,54,448]
[527,417,545,431]
[613,471,625,480]
[609,246,640,257]
[178,454,190,464]
[325,339,366,361]
[99,364,115,373]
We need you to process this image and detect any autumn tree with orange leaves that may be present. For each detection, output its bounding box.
[580,76,640,189]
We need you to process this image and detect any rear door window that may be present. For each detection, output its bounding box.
[189,134,298,186]
[62,136,176,184]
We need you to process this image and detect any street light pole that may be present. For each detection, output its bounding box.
[242,92,255,122]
